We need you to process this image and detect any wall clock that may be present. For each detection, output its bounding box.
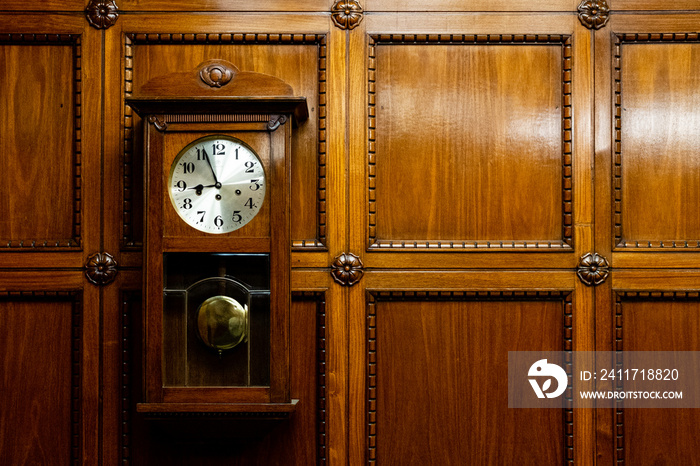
[126,59,307,416]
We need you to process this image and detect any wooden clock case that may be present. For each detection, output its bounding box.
[126,59,307,417]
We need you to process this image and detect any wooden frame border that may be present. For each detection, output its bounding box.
[612,33,700,250]
[612,290,700,465]
[0,34,83,250]
[366,290,574,465]
[367,34,573,251]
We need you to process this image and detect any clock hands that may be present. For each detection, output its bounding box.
[202,151,222,190]
[187,183,218,196]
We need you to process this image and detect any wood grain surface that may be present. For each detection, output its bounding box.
[0,3,698,466]
[0,298,75,465]
[618,41,700,247]
[0,43,76,245]
[372,41,564,247]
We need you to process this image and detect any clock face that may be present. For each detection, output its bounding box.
[168,135,266,234]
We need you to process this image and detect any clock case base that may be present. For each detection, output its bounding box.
[135,401,299,441]
[127,61,308,417]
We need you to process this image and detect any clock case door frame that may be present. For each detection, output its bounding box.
[136,109,295,410]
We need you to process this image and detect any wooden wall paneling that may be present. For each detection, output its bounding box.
[347,19,367,466]
[118,0,332,12]
[348,270,594,465]
[0,293,82,465]
[368,35,570,250]
[0,15,101,465]
[572,22,595,261]
[107,12,345,465]
[0,0,84,10]
[104,19,142,268]
[0,18,102,266]
[594,285,700,466]
[613,34,700,251]
[325,24,350,466]
[593,19,613,261]
[598,15,700,267]
[594,279,615,465]
[610,0,700,10]
[100,270,142,466]
[116,13,333,260]
[0,271,100,465]
[361,287,577,465]
[354,14,589,270]
[363,0,575,12]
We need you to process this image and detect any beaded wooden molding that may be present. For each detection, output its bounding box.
[120,291,138,464]
[0,34,83,250]
[613,33,700,250]
[613,291,700,464]
[123,33,327,251]
[367,34,573,251]
[366,290,574,465]
[0,291,83,463]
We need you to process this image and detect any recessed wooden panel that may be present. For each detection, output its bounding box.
[614,35,700,249]
[369,35,572,250]
[0,37,81,249]
[614,293,700,465]
[125,34,326,250]
[368,292,573,464]
[0,293,80,465]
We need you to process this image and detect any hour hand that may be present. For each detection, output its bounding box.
[186,183,213,195]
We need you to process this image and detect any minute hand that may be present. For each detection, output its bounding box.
[203,152,221,188]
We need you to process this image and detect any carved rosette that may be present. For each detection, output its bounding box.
[85,252,118,286]
[577,0,610,30]
[331,253,364,286]
[85,0,119,30]
[577,253,610,286]
[199,62,235,88]
[331,0,364,30]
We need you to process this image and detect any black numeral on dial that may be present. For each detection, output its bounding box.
[181,162,195,174]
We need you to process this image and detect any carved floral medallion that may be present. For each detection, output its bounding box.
[577,252,610,286]
[85,252,118,286]
[331,252,364,286]
[86,0,119,30]
[577,0,610,30]
[331,0,364,30]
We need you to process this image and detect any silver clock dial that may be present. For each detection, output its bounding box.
[168,135,266,234]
